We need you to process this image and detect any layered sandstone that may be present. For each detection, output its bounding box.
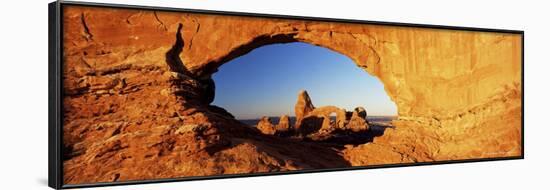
[61,5,522,184]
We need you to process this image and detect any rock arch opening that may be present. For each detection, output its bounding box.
[209,42,396,144]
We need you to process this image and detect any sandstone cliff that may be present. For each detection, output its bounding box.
[61,5,522,184]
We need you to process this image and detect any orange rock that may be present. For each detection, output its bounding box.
[346,109,369,132]
[320,115,332,131]
[307,106,347,129]
[257,117,276,135]
[276,115,291,132]
[294,90,315,130]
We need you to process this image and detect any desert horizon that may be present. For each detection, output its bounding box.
[238,115,396,122]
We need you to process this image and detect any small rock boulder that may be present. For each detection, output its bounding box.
[346,109,369,132]
[276,115,291,132]
[257,116,276,135]
[354,107,367,119]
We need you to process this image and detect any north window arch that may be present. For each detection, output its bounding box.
[211,42,397,121]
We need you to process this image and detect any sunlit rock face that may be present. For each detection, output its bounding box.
[61,5,522,184]
[276,115,291,132]
[294,90,316,129]
[256,116,276,135]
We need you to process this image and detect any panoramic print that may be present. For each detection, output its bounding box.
[61,5,522,184]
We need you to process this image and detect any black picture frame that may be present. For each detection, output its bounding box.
[48,1,524,189]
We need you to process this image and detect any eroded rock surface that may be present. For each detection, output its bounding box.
[257,117,276,135]
[276,115,291,133]
[62,5,522,184]
[346,108,370,132]
[295,90,316,130]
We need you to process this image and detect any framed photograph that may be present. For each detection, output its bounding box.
[49,1,524,189]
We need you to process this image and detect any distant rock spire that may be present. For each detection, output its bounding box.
[294,90,315,130]
[276,115,291,132]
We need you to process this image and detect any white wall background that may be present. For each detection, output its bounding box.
[0,0,548,189]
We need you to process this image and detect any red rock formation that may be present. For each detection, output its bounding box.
[257,117,276,135]
[293,95,371,136]
[298,105,346,135]
[61,5,522,184]
[346,109,369,132]
[276,115,291,132]
[354,107,367,119]
[307,106,347,129]
[320,115,333,132]
[294,90,315,130]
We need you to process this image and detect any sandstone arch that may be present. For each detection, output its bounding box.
[175,14,522,161]
[177,14,521,123]
[306,106,347,129]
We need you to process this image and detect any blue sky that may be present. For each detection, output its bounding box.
[212,42,397,119]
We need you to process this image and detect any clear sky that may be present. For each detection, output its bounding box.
[212,42,397,120]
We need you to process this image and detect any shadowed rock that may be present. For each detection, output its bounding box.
[320,115,332,131]
[346,109,369,132]
[298,116,324,135]
[354,107,367,119]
